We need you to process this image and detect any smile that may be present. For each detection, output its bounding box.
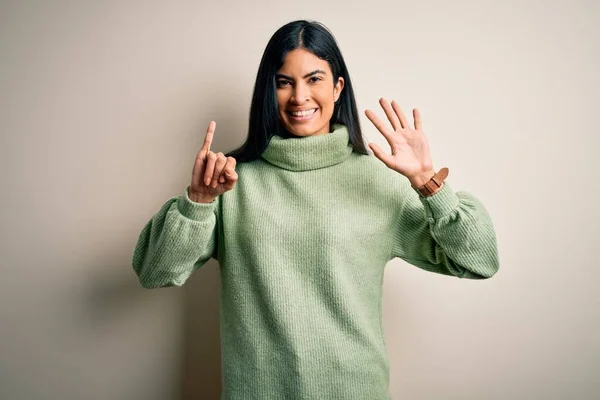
[288,108,318,121]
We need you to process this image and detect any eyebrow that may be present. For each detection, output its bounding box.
[275,69,327,80]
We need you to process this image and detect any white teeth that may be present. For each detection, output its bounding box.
[290,109,316,117]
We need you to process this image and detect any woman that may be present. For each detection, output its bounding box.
[132,19,499,400]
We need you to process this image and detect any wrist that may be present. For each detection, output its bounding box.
[192,197,216,204]
[410,167,450,197]
[191,195,216,204]
[408,169,436,188]
[422,182,444,196]
[188,189,217,204]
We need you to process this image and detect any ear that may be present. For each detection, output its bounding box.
[334,77,345,102]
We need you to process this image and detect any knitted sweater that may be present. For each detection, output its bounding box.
[132,123,499,400]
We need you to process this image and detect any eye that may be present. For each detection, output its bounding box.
[276,79,290,87]
[309,76,322,83]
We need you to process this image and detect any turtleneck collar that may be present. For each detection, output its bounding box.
[260,123,353,171]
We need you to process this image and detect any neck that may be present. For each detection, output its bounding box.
[260,123,353,171]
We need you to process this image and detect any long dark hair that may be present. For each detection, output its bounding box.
[225,20,369,162]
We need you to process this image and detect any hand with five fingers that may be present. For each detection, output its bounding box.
[365,98,437,188]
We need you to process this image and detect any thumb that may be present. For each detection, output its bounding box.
[369,142,395,170]
[223,169,238,187]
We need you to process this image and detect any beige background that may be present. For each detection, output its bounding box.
[1,0,598,399]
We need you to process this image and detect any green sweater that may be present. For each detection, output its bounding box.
[132,123,499,400]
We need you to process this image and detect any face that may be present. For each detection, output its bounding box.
[275,48,344,137]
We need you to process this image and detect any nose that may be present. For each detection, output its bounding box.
[290,82,310,104]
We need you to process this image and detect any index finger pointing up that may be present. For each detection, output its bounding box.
[202,121,216,156]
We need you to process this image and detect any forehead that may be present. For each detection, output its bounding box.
[277,48,331,75]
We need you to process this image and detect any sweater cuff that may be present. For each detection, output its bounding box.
[417,181,459,221]
[177,185,218,221]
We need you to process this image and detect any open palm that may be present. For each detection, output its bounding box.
[365,98,434,180]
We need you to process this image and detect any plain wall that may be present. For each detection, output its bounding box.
[1,0,598,399]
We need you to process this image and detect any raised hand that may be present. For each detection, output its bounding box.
[365,98,436,188]
[189,121,238,203]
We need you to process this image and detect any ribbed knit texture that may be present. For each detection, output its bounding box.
[132,123,499,400]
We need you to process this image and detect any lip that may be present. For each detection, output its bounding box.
[288,107,318,111]
[288,108,318,122]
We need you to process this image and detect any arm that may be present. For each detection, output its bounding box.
[390,180,499,279]
[132,185,220,288]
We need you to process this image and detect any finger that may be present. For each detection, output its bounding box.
[201,121,216,157]
[413,108,423,130]
[211,153,227,188]
[390,101,409,129]
[219,157,235,183]
[204,151,217,186]
[222,157,238,187]
[379,98,401,131]
[365,109,394,145]
[192,148,208,188]
[368,142,395,170]
[223,169,238,188]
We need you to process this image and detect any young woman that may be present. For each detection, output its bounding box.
[132,19,499,400]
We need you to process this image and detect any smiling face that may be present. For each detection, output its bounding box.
[275,48,344,137]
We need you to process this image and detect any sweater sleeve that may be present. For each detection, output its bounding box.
[390,180,499,279]
[132,185,220,288]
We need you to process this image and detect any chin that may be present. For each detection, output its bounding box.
[288,126,319,136]
[280,114,330,137]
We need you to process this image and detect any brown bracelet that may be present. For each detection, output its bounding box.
[412,167,449,197]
